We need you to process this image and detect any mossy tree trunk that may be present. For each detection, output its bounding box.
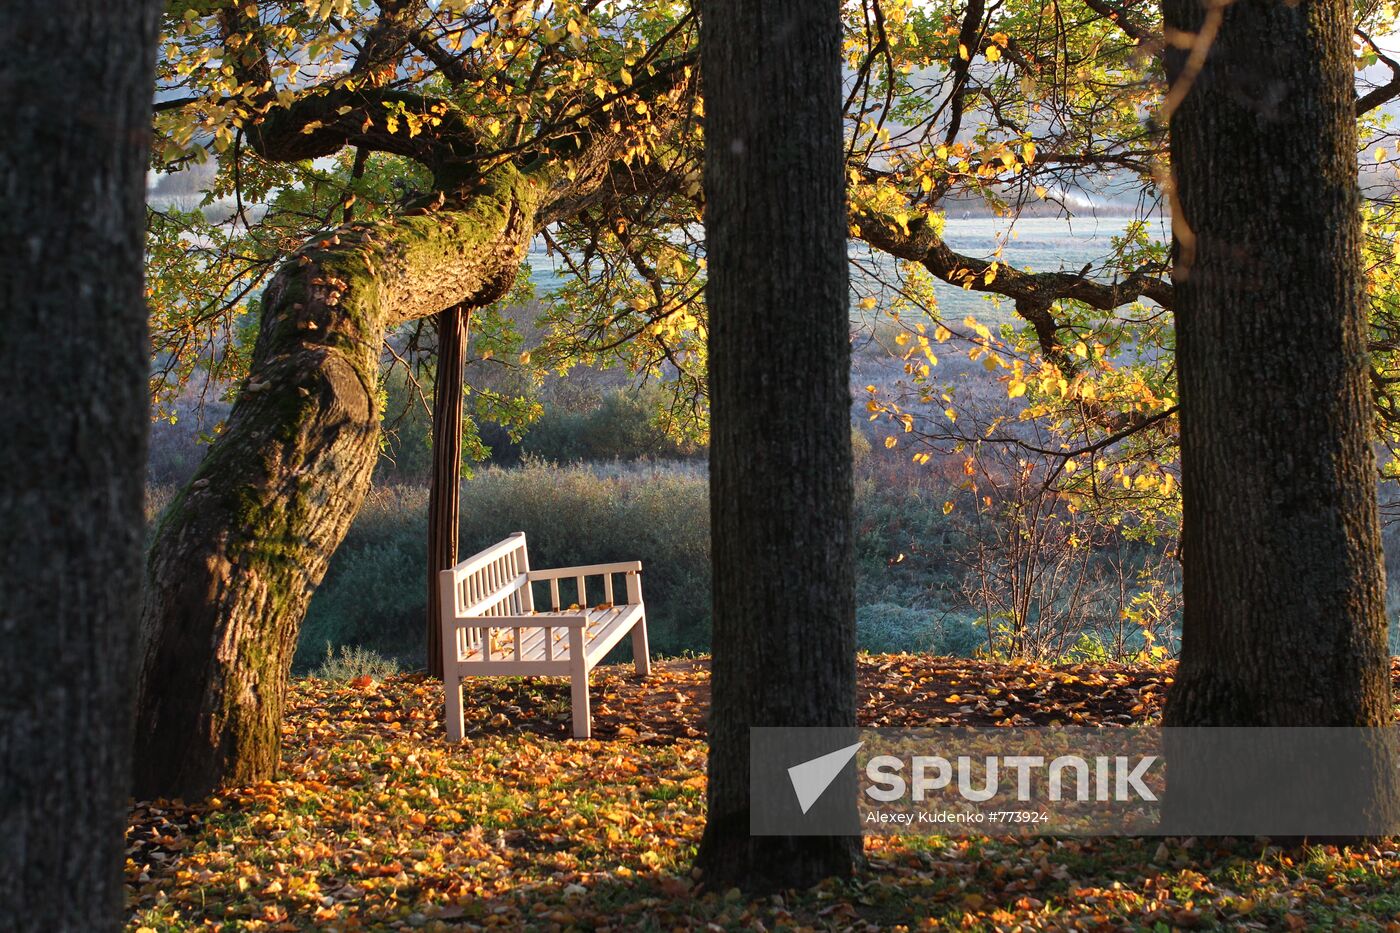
[0,0,160,926]
[1161,0,1400,830]
[133,172,540,799]
[695,0,860,892]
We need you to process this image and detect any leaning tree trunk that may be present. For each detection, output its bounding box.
[0,1,160,927]
[426,305,470,678]
[695,0,860,891]
[133,169,538,800]
[1162,0,1400,829]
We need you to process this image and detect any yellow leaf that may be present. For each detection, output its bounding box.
[884,436,897,449]
[943,500,955,515]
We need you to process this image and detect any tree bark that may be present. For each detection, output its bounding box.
[133,170,538,799]
[426,306,470,678]
[695,0,860,891]
[1162,0,1400,829]
[0,1,160,927]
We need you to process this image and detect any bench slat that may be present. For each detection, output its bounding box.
[460,572,529,618]
[583,605,644,666]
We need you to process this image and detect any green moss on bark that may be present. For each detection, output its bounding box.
[134,163,543,799]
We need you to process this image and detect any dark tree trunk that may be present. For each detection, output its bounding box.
[695,0,860,891]
[426,306,470,678]
[0,1,160,927]
[1162,0,1400,827]
[134,170,537,799]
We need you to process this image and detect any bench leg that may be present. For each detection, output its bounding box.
[570,668,592,739]
[445,676,464,742]
[632,613,651,678]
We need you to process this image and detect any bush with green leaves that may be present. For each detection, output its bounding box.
[520,386,699,463]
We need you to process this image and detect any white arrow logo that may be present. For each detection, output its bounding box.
[787,741,865,814]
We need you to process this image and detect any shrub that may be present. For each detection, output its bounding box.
[520,386,698,462]
[312,645,402,681]
[856,603,938,653]
[856,603,984,657]
[296,531,426,670]
[294,484,431,670]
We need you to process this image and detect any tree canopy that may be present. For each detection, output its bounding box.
[137,0,1400,795]
[149,0,1400,521]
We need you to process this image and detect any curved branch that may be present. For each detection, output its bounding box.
[853,209,1174,341]
[218,5,482,173]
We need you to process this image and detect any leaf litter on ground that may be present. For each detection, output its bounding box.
[126,656,1400,931]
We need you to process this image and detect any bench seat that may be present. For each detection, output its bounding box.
[458,603,645,670]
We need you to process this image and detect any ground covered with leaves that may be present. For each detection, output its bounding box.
[127,657,1400,931]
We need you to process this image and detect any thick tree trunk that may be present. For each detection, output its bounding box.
[133,170,538,799]
[695,0,860,891]
[426,306,470,678]
[1162,0,1400,828]
[0,1,159,927]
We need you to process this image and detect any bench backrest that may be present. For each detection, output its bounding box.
[441,532,534,619]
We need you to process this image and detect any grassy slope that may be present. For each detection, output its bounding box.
[127,658,1400,931]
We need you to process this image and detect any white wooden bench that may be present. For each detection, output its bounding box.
[438,532,650,740]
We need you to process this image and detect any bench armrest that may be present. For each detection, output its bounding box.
[527,560,642,581]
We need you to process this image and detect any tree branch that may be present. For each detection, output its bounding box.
[853,209,1175,328]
